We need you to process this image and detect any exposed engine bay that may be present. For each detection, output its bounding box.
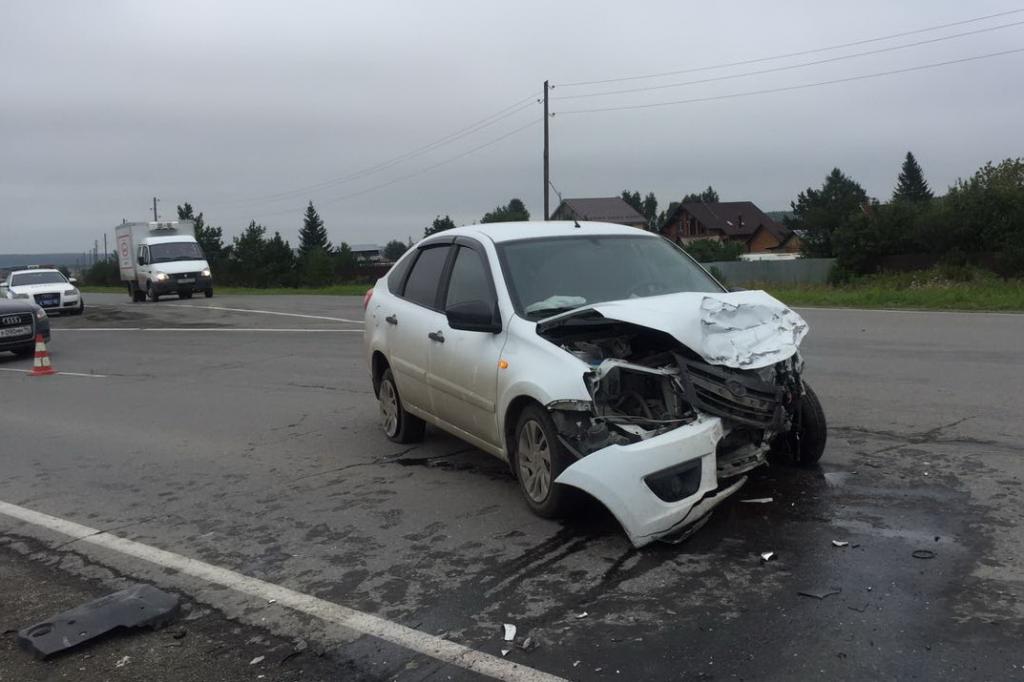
[540,315,805,477]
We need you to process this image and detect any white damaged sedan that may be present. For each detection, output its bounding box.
[363,221,826,547]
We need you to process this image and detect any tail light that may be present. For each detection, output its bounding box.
[363,287,374,310]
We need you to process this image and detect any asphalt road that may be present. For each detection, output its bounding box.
[2,292,1023,680]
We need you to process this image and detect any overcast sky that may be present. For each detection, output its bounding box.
[2,1,1022,254]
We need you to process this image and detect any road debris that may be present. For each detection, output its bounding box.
[115,655,131,668]
[741,497,773,504]
[760,551,776,562]
[832,540,849,547]
[502,623,517,641]
[16,584,179,659]
[519,636,538,652]
[798,588,841,600]
[501,648,511,657]
[912,549,936,559]
[250,655,265,665]
[575,611,588,619]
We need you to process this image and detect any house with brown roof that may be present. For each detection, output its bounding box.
[551,197,648,229]
[659,200,795,253]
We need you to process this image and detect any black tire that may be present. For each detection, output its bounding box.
[148,284,159,302]
[378,368,425,444]
[130,283,146,302]
[512,404,578,518]
[204,288,213,298]
[772,382,828,466]
[72,300,84,315]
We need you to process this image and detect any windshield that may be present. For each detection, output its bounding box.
[11,271,67,286]
[498,235,724,319]
[150,241,205,263]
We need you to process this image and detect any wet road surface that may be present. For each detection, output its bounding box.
[1,293,1022,680]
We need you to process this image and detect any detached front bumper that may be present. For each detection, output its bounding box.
[554,416,747,548]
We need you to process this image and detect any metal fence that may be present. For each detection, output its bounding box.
[703,258,836,286]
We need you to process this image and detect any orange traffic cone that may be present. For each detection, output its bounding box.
[30,334,57,376]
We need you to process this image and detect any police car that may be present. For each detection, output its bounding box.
[2,268,84,315]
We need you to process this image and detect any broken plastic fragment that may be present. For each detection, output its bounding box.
[520,636,537,652]
[760,551,775,562]
[501,648,511,657]
[115,656,131,668]
[502,623,516,641]
[250,656,265,665]
[912,549,936,559]
[798,587,841,600]
[832,540,849,547]
[741,497,773,504]
[575,611,588,619]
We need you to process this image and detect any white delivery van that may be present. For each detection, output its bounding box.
[116,221,214,302]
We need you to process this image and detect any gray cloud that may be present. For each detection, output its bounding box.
[2,0,1022,253]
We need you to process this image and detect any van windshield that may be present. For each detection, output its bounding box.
[150,241,205,263]
[498,234,724,319]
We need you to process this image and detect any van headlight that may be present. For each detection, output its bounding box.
[201,268,211,277]
[154,272,169,281]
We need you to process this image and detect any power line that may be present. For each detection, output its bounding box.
[555,7,1024,88]
[554,19,1024,101]
[211,92,539,209]
[254,119,542,218]
[555,47,1024,115]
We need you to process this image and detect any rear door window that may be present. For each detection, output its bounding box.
[401,245,451,309]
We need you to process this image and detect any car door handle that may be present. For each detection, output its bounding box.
[385,314,398,325]
[427,330,445,343]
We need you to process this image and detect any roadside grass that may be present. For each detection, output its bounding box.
[81,284,368,296]
[762,268,1024,312]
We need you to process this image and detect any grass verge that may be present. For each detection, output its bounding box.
[762,269,1024,312]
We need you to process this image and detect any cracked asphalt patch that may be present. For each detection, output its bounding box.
[2,294,1023,679]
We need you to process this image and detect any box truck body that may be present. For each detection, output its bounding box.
[115,221,213,301]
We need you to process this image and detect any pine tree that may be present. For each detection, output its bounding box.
[298,201,332,256]
[893,152,933,203]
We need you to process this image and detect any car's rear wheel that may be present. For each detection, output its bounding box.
[772,381,827,466]
[378,368,425,444]
[513,405,577,518]
[130,283,146,302]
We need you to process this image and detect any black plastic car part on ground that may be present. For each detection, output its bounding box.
[0,300,49,355]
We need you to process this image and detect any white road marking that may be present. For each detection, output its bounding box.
[0,368,108,378]
[169,303,362,323]
[0,500,565,682]
[58,327,362,333]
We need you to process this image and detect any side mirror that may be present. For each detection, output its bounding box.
[68,277,78,285]
[137,257,145,266]
[446,299,501,333]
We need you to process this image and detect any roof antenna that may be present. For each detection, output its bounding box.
[573,219,581,228]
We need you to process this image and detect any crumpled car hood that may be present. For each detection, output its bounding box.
[537,290,808,369]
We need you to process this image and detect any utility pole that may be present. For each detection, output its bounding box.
[103,233,107,262]
[152,197,159,221]
[543,80,550,221]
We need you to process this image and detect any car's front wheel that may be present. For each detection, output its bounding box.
[204,288,214,298]
[513,405,577,518]
[772,382,827,466]
[148,284,159,302]
[378,368,425,444]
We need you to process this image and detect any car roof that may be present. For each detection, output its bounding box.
[10,268,62,276]
[422,220,656,246]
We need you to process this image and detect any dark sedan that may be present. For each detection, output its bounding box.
[0,299,50,356]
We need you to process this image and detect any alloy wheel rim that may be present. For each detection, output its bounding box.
[380,380,399,436]
[517,419,551,503]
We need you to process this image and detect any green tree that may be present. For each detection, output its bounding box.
[263,231,296,287]
[333,242,357,282]
[178,202,228,270]
[298,201,332,257]
[382,239,408,261]
[621,190,659,229]
[301,247,334,287]
[424,214,456,237]
[231,221,270,287]
[682,239,744,263]
[681,186,719,203]
[785,168,869,257]
[480,198,530,223]
[893,151,934,203]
